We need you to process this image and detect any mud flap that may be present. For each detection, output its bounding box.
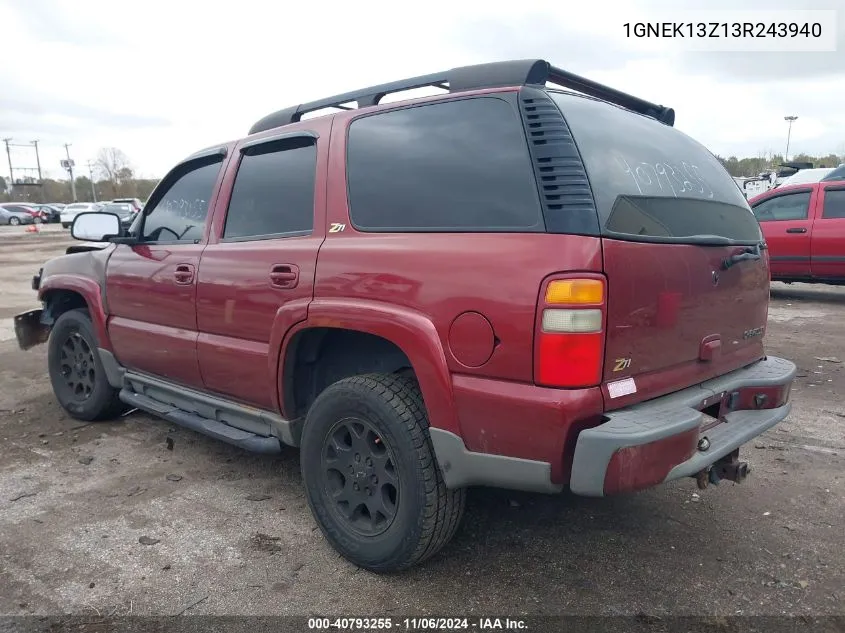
[14,309,50,351]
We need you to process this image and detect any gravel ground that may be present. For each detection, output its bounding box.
[0,226,842,619]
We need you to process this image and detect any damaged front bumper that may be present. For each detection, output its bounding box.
[14,308,50,351]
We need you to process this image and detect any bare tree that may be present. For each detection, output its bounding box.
[95,148,133,197]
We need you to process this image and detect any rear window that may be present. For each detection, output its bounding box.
[548,92,762,244]
[823,189,845,219]
[346,97,543,232]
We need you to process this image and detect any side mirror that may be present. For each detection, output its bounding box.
[71,212,121,242]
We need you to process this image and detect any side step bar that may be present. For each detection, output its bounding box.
[120,390,283,454]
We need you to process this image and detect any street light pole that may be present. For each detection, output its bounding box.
[86,161,97,202]
[784,115,798,161]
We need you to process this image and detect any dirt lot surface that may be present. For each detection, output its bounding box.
[0,226,842,618]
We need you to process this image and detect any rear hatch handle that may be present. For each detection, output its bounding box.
[721,244,762,270]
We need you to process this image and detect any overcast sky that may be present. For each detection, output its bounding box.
[1,0,843,183]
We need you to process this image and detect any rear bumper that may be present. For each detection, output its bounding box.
[569,356,797,497]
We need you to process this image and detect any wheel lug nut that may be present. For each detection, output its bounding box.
[365,457,372,466]
[355,454,361,463]
[348,465,354,474]
[353,483,359,491]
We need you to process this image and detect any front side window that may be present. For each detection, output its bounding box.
[141,157,222,243]
[223,138,316,240]
[752,191,811,222]
[346,97,542,232]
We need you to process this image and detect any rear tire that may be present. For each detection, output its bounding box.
[301,373,465,572]
[47,308,125,421]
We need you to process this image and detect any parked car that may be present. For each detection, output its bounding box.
[111,198,144,213]
[0,203,48,223]
[30,204,63,223]
[0,204,36,226]
[15,59,796,572]
[749,178,845,284]
[100,202,137,231]
[776,167,835,188]
[60,202,102,228]
[821,164,845,182]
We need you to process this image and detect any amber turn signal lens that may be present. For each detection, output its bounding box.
[545,279,604,305]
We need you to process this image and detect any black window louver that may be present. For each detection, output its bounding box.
[518,87,600,236]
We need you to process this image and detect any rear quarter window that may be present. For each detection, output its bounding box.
[346,96,543,232]
[548,91,762,243]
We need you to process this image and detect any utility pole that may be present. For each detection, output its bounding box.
[784,115,798,162]
[32,141,43,181]
[3,138,12,195]
[64,143,77,202]
[32,141,43,202]
[86,161,97,202]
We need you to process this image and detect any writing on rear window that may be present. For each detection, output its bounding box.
[614,155,715,200]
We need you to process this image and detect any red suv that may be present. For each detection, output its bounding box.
[15,59,796,571]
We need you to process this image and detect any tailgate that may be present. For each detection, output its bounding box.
[602,237,769,407]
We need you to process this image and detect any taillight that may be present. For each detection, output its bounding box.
[535,277,606,388]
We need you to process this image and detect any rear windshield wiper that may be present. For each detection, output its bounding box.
[722,244,762,270]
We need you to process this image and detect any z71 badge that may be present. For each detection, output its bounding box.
[743,327,764,340]
[613,357,632,372]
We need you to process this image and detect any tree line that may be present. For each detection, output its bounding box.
[715,152,843,178]
[0,147,159,204]
[2,146,843,204]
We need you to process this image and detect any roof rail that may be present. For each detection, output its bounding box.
[248,59,675,135]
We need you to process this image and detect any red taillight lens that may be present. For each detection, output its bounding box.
[535,276,606,388]
[538,332,604,387]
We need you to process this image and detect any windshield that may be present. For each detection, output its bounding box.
[548,91,762,244]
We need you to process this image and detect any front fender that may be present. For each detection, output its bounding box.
[39,274,112,352]
[281,298,460,435]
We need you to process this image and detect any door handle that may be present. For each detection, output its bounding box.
[786,227,807,234]
[269,264,299,289]
[174,263,195,285]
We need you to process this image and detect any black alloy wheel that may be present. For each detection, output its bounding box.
[321,416,399,536]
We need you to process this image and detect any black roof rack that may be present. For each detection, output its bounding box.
[248,59,675,135]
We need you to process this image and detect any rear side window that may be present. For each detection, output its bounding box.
[347,97,542,232]
[548,92,762,244]
[752,191,811,221]
[224,138,316,240]
[822,189,845,219]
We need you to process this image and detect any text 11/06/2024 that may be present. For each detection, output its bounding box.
[307,617,527,630]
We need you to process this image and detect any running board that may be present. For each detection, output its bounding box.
[120,390,283,454]
[117,370,301,452]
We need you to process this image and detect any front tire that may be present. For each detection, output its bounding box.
[9,217,20,226]
[301,374,465,572]
[48,309,125,421]
[61,222,70,229]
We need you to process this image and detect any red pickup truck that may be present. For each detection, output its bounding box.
[749,179,845,285]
